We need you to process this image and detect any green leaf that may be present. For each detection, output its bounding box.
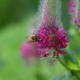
[49,71,76,80]
[71,70,80,79]
[58,53,79,70]
[65,71,75,78]
[49,73,65,80]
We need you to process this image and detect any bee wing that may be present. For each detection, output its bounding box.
[25,36,29,39]
[26,39,31,44]
[26,41,31,44]
[32,31,36,35]
[25,36,31,43]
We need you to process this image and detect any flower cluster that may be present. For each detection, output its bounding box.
[36,19,69,60]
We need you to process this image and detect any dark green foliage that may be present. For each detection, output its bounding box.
[0,0,39,27]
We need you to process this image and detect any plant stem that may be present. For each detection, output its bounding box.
[58,56,80,79]
[58,56,70,70]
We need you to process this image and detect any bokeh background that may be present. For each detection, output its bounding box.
[0,0,80,80]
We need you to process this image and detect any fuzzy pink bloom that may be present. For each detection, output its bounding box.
[36,20,69,60]
[36,0,69,60]
[68,0,75,14]
[20,42,40,63]
[68,0,75,23]
[74,16,80,28]
[68,0,80,32]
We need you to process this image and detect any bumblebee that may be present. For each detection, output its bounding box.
[26,33,39,43]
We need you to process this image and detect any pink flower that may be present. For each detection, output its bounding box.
[36,20,69,60]
[20,42,40,63]
[68,0,75,14]
[36,0,69,60]
[74,16,80,28]
[68,0,75,23]
[68,0,80,32]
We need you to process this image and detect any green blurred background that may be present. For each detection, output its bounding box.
[0,0,80,80]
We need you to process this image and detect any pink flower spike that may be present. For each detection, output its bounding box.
[36,22,69,60]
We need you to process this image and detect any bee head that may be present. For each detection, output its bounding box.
[32,36,35,40]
